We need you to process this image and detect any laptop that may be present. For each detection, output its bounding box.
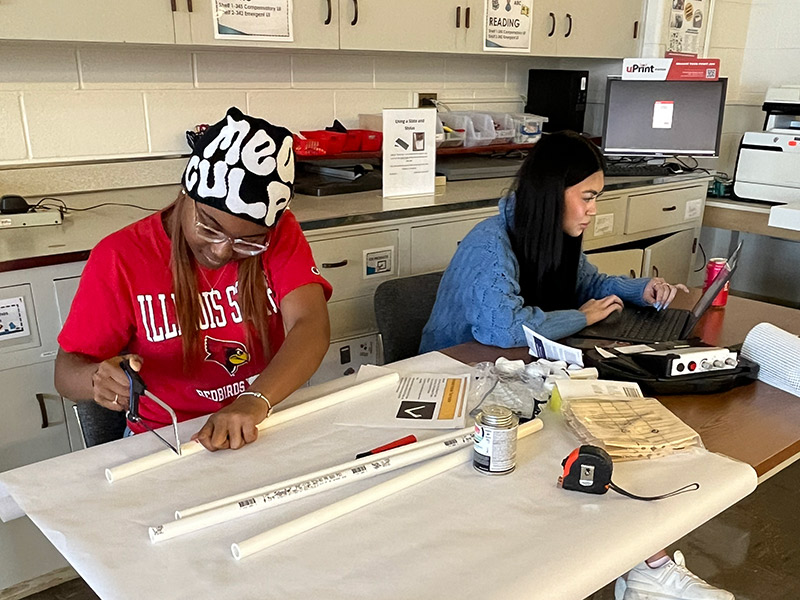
[576,242,742,343]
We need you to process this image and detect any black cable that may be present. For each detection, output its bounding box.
[694,242,707,272]
[31,196,157,213]
[609,481,699,501]
[672,155,712,175]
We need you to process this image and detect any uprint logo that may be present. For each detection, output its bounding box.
[204,336,250,375]
[626,64,656,73]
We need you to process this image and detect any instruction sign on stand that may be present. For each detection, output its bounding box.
[382,108,436,199]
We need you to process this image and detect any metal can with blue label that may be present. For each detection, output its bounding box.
[473,405,519,475]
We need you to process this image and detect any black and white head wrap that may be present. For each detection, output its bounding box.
[182,107,295,228]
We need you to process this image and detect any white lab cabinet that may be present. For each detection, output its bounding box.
[0,262,84,593]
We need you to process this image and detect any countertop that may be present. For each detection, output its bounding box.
[0,173,709,272]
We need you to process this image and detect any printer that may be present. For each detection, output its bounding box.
[733,86,800,205]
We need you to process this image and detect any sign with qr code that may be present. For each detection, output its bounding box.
[622,58,720,81]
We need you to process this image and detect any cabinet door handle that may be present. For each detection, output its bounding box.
[565,13,573,38]
[548,12,556,37]
[465,6,471,28]
[633,19,639,39]
[187,0,193,12]
[351,0,358,26]
[456,6,461,28]
[321,260,349,269]
[629,269,637,278]
[170,0,176,12]
[652,265,660,278]
[36,393,49,429]
[324,0,332,24]
[662,205,677,212]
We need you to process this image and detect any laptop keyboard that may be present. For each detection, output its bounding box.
[617,308,687,342]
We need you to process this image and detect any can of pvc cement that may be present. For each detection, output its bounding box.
[473,405,519,475]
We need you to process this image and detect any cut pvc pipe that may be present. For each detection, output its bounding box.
[106,373,400,483]
[231,418,543,560]
[150,429,475,543]
[177,426,473,519]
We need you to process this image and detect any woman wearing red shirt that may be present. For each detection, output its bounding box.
[55,108,332,452]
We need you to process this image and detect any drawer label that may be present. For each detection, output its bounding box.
[685,198,703,220]
[593,214,615,237]
[363,246,395,278]
[0,296,29,341]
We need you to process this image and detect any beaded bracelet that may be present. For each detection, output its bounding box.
[237,391,273,416]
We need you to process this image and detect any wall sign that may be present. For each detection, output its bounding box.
[214,0,293,42]
[484,0,533,53]
[667,0,711,57]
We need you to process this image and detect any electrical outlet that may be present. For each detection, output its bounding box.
[418,93,438,108]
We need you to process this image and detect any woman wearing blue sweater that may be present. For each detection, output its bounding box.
[420,131,688,353]
[421,131,732,600]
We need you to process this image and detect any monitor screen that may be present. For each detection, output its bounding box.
[601,78,727,157]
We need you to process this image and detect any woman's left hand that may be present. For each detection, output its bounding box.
[643,277,689,310]
[191,394,269,451]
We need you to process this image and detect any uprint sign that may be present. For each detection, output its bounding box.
[622,58,720,81]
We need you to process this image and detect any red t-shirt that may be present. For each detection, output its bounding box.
[58,209,332,433]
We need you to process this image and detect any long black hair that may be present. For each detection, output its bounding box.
[510,131,606,312]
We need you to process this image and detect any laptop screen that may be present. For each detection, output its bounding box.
[688,242,742,322]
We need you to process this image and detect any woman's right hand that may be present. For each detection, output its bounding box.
[579,295,624,326]
[91,354,143,412]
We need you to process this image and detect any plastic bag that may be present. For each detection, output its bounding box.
[469,357,576,421]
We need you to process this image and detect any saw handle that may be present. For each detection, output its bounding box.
[120,358,146,420]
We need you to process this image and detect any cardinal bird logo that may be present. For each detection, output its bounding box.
[204,336,250,375]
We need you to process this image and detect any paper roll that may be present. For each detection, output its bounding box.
[741,322,800,397]
[231,418,544,560]
[150,429,475,543]
[106,372,400,483]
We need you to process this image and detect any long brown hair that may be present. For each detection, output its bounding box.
[167,192,272,366]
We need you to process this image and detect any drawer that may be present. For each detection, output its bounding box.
[410,217,487,274]
[584,196,626,243]
[625,185,705,234]
[328,296,378,341]
[309,230,399,301]
[586,249,643,278]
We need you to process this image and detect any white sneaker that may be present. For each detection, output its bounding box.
[614,551,734,600]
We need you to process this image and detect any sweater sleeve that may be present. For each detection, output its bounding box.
[575,254,650,307]
[462,233,588,347]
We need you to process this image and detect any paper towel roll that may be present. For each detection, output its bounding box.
[741,323,800,397]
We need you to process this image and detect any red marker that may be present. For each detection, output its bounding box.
[355,435,417,459]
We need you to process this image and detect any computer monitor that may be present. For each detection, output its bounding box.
[601,78,727,157]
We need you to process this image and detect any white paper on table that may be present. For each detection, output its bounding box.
[523,325,583,367]
[335,370,469,429]
[0,350,757,600]
[555,379,643,400]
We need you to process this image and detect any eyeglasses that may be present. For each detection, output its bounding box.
[193,203,270,256]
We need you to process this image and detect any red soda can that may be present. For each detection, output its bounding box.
[704,258,729,307]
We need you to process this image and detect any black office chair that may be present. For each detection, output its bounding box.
[72,401,127,448]
[373,271,444,364]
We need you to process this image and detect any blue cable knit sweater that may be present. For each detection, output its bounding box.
[419,195,650,352]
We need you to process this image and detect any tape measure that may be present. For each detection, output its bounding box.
[558,445,700,501]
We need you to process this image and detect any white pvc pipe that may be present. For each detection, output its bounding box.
[231,418,543,560]
[150,429,475,543]
[106,373,400,483]
[177,426,473,519]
